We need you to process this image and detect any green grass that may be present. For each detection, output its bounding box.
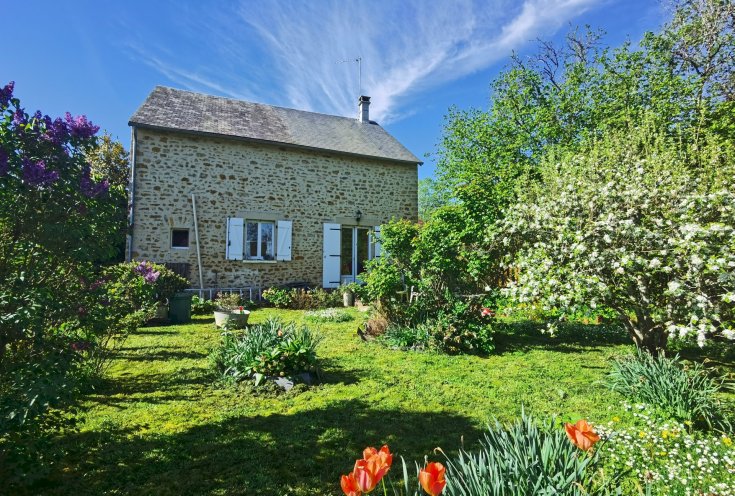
[23,310,725,495]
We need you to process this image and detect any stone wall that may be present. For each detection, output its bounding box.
[129,128,418,289]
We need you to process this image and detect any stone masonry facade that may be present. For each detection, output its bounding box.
[129,128,418,289]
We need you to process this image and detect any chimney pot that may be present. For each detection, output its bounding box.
[358,95,370,123]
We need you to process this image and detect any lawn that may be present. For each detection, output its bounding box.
[28,309,712,495]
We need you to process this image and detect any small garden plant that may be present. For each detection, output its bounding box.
[211,317,322,386]
[213,292,244,311]
[305,308,354,323]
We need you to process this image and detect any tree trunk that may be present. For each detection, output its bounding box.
[621,312,668,356]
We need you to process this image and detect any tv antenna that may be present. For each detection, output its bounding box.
[338,56,363,96]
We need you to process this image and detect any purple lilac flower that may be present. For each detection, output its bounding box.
[22,158,59,187]
[134,261,160,284]
[0,81,14,108]
[80,166,110,198]
[0,148,8,177]
[43,115,69,145]
[64,112,99,140]
[12,108,27,128]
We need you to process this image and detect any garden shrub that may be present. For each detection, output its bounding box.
[362,217,499,355]
[304,308,353,323]
[211,317,322,386]
[262,287,341,310]
[191,295,215,315]
[604,351,727,430]
[262,287,292,308]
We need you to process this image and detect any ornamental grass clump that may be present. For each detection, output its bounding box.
[211,318,321,386]
[604,351,726,430]
[443,413,617,496]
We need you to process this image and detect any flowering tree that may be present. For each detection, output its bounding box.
[497,124,735,353]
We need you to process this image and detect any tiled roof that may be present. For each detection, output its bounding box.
[129,86,421,164]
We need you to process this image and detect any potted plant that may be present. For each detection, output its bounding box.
[213,292,250,328]
[340,282,360,308]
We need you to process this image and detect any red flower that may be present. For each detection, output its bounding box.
[419,462,446,496]
[565,419,601,451]
[340,472,362,496]
[481,307,494,317]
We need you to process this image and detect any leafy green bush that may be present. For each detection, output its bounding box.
[191,295,215,315]
[380,323,432,350]
[211,318,322,386]
[443,413,619,495]
[308,287,342,308]
[262,287,292,308]
[151,265,189,303]
[305,308,354,323]
[604,351,726,429]
[262,287,341,310]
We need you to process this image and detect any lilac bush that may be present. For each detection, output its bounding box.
[0,81,132,434]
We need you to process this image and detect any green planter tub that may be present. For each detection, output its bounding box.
[168,292,193,324]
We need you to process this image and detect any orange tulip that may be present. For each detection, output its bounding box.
[363,445,393,481]
[565,419,601,451]
[352,445,392,493]
[340,472,362,496]
[419,462,446,496]
[353,458,377,493]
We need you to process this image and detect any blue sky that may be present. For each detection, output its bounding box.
[5,0,664,179]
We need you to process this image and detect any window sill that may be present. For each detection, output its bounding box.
[171,247,190,250]
[242,259,277,264]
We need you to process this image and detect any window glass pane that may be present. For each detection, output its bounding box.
[356,228,370,275]
[246,222,258,258]
[261,223,274,260]
[171,229,189,248]
[341,227,353,276]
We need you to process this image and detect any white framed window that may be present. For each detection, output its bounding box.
[245,221,275,260]
[226,217,291,262]
[171,228,190,249]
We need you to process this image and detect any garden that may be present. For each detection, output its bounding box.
[1,0,734,494]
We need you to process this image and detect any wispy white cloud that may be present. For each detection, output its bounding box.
[127,0,602,123]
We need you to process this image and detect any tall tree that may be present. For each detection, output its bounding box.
[85,133,129,261]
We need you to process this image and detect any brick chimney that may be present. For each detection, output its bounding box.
[358,95,370,123]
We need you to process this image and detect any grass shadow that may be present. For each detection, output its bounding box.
[34,400,481,496]
[494,319,630,355]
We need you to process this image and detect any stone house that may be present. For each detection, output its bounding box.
[127,86,420,292]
